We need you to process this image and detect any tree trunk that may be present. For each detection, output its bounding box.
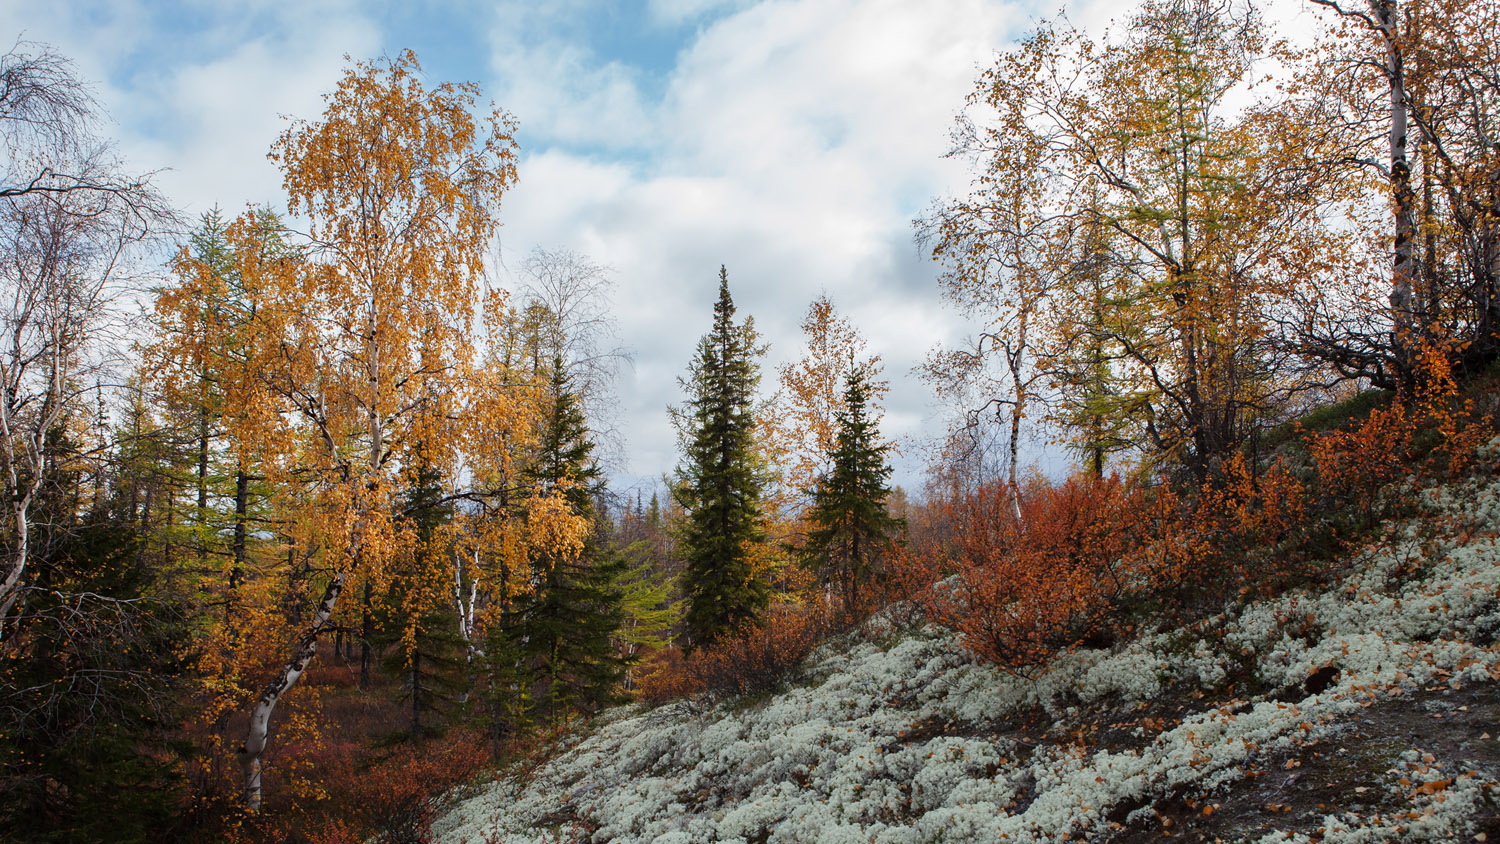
[198,408,210,565]
[165,486,177,566]
[359,579,373,691]
[240,570,345,811]
[410,650,421,739]
[229,469,248,626]
[1372,0,1418,347]
[0,495,32,633]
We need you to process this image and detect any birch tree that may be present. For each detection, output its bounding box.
[223,50,522,811]
[919,112,1071,501]
[930,0,1333,479]
[761,295,887,516]
[1300,0,1500,383]
[0,43,168,635]
[513,246,630,430]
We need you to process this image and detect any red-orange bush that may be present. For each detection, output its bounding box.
[909,352,1500,676]
[1194,453,1310,586]
[634,645,695,704]
[922,473,1151,674]
[908,465,1305,675]
[1309,402,1415,524]
[318,729,491,844]
[636,602,833,703]
[1307,352,1490,531]
[215,727,491,844]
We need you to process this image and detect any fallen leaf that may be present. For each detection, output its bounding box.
[1412,778,1453,796]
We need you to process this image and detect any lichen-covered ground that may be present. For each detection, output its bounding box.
[435,465,1500,844]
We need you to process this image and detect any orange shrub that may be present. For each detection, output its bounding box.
[910,349,1497,676]
[923,473,1150,674]
[636,602,833,703]
[361,732,490,843]
[1309,401,1414,525]
[914,465,1309,675]
[634,645,697,704]
[1195,453,1310,586]
[214,727,490,844]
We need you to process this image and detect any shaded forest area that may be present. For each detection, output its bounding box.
[2,0,1500,841]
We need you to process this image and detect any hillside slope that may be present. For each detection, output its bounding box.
[435,459,1500,844]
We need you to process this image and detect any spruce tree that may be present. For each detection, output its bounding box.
[675,267,769,649]
[803,367,903,615]
[371,461,466,741]
[492,361,630,731]
[0,421,191,842]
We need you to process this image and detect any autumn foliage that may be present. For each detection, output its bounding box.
[314,729,491,844]
[215,725,492,844]
[12,2,1500,839]
[912,474,1145,672]
[636,601,835,704]
[906,362,1496,677]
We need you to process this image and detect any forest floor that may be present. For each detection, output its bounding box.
[433,448,1500,844]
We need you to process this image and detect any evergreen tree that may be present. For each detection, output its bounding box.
[371,461,466,741]
[491,362,630,731]
[612,546,683,676]
[674,267,769,649]
[0,421,191,842]
[803,367,903,615]
[153,209,283,639]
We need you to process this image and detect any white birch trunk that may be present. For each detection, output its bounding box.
[239,570,345,811]
[0,309,72,634]
[1372,0,1418,332]
[1004,318,1028,523]
[454,549,485,662]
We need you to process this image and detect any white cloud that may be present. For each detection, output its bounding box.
[647,0,750,27]
[1,0,381,218]
[484,0,1022,486]
[487,2,658,151]
[14,0,1208,489]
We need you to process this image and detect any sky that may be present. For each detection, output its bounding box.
[4,0,1316,496]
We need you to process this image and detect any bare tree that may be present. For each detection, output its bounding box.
[1,41,156,204]
[513,246,631,457]
[0,43,170,635]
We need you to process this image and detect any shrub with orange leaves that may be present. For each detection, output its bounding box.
[341,731,491,844]
[907,339,1499,677]
[1308,401,1415,527]
[634,645,696,705]
[1307,341,1491,532]
[1194,453,1310,587]
[913,462,1313,675]
[636,602,834,704]
[244,728,491,844]
[921,473,1151,674]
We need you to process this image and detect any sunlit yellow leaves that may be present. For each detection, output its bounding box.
[142,49,553,810]
[524,492,588,566]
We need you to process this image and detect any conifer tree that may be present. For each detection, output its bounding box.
[674,267,769,649]
[803,367,903,615]
[372,462,466,741]
[492,361,629,731]
[612,547,682,672]
[0,418,190,842]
